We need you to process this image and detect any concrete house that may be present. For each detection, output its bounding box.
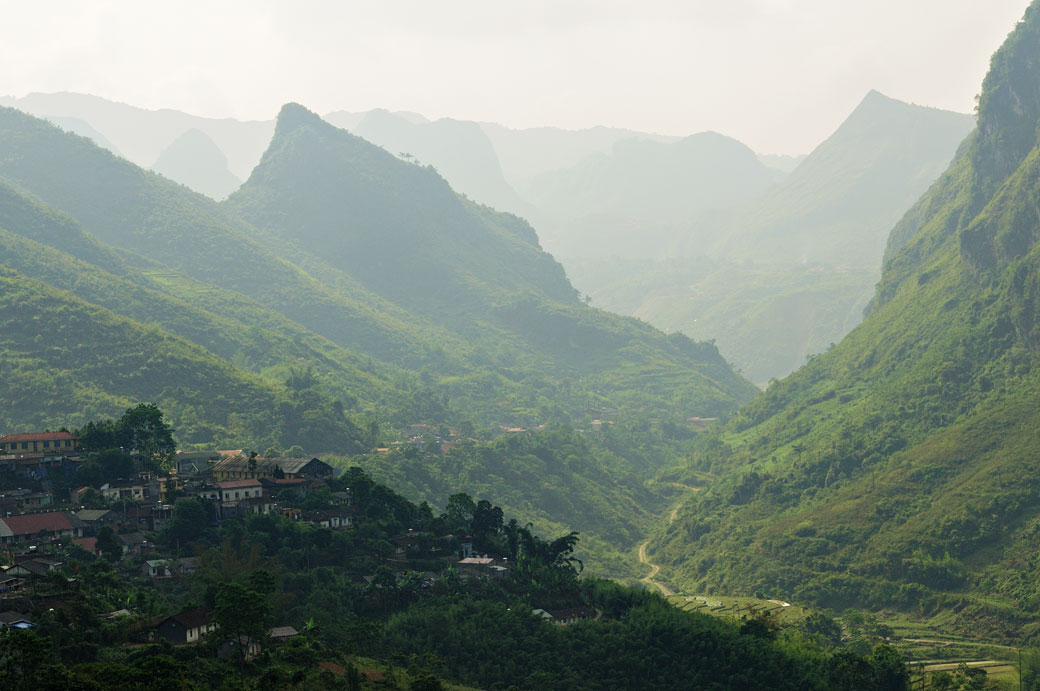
[156,608,216,644]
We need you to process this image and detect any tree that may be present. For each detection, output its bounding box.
[802,611,843,646]
[117,404,175,460]
[167,498,209,543]
[96,526,121,562]
[213,582,272,665]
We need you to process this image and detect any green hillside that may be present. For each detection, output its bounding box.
[0,181,406,423]
[225,103,757,414]
[0,267,368,451]
[0,104,760,580]
[0,104,485,376]
[650,2,1040,641]
[227,103,577,312]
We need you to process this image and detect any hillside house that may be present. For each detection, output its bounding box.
[0,431,78,455]
[100,483,147,502]
[533,607,597,625]
[75,509,115,534]
[210,455,333,481]
[0,511,85,545]
[303,510,352,530]
[173,450,219,476]
[269,626,299,643]
[118,532,149,556]
[0,611,32,629]
[216,479,263,503]
[155,608,216,644]
[5,557,63,577]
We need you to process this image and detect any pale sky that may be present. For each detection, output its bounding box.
[1,1,1031,153]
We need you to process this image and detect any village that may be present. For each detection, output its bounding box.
[0,428,596,660]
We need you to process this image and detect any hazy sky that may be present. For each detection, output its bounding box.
[1,1,1031,153]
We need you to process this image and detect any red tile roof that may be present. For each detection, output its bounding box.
[73,537,98,554]
[1,512,76,536]
[0,432,77,442]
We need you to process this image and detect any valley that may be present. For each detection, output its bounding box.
[2,2,1040,688]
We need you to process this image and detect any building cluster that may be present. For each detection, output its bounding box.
[0,428,595,641]
[0,432,352,610]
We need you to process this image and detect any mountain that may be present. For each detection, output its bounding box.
[648,2,1040,641]
[0,92,273,179]
[44,116,123,157]
[325,108,534,219]
[526,132,782,259]
[571,93,974,384]
[690,90,975,265]
[151,128,242,200]
[479,121,679,192]
[225,103,755,411]
[0,104,757,578]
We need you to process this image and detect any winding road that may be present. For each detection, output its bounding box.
[638,483,700,597]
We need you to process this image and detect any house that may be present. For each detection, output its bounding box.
[100,484,147,502]
[303,510,352,530]
[155,608,217,644]
[216,479,263,503]
[457,556,508,580]
[173,450,219,476]
[143,559,173,579]
[72,537,99,556]
[260,477,310,498]
[269,625,299,643]
[0,610,32,629]
[0,511,86,545]
[390,530,420,556]
[0,575,25,593]
[0,431,78,455]
[75,509,115,534]
[143,556,200,579]
[532,607,597,626]
[5,557,62,577]
[210,455,333,481]
[151,505,174,532]
[118,532,150,556]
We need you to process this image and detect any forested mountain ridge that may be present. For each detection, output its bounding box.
[651,2,1040,641]
[228,102,577,311]
[0,102,759,580]
[225,103,757,410]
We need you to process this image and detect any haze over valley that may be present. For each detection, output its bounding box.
[1,2,1039,689]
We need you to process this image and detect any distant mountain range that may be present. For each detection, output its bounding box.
[525,131,783,259]
[570,91,975,384]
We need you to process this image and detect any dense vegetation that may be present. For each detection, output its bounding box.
[0,468,910,690]
[649,2,1040,642]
